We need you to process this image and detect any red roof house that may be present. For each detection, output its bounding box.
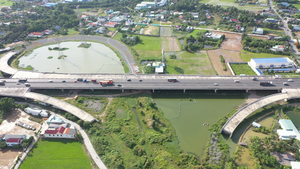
[45,130,58,134]
[6,138,22,146]
[230,19,239,23]
[104,22,118,28]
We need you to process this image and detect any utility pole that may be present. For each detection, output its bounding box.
[56,35,63,57]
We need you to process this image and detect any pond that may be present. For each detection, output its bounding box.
[153,92,246,157]
[18,41,124,73]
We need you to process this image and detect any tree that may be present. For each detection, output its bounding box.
[0,97,16,118]
[77,120,84,126]
[0,141,6,149]
[83,121,91,129]
[0,44,4,49]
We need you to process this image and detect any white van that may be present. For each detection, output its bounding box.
[24,83,30,86]
[48,80,53,83]
[234,80,240,83]
[288,79,293,82]
[283,82,288,85]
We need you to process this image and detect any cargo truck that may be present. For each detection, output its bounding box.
[259,81,273,86]
[100,80,113,85]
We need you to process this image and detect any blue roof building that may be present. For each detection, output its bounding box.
[277,119,300,140]
[280,2,289,7]
[45,3,57,7]
[249,57,294,69]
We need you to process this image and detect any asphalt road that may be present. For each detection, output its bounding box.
[1,78,298,90]
[269,0,300,55]
[25,35,138,73]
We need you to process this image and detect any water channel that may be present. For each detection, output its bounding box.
[153,92,246,157]
[18,41,124,73]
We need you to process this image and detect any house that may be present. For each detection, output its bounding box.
[81,14,88,19]
[264,18,279,23]
[271,45,285,52]
[252,122,261,128]
[135,2,157,10]
[152,62,165,74]
[191,13,199,19]
[94,27,106,34]
[44,3,57,7]
[104,22,118,28]
[125,19,135,26]
[104,9,114,14]
[42,30,53,35]
[121,27,129,31]
[280,2,289,7]
[236,26,244,32]
[54,25,61,29]
[268,34,282,40]
[24,107,48,117]
[42,125,76,138]
[252,27,264,34]
[46,115,66,124]
[230,19,239,23]
[175,25,182,31]
[28,32,43,38]
[291,162,300,169]
[277,119,300,140]
[4,135,26,140]
[199,21,206,25]
[205,32,222,39]
[292,25,300,31]
[6,139,22,146]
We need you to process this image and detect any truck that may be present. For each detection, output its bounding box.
[77,78,83,82]
[0,80,5,85]
[19,79,27,83]
[91,79,97,82]
[259,81,273,86]
[100,80,113,85]
[83,79,88,82]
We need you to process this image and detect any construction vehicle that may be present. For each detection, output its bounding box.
[100,80,113,85]
[259,81,273,86]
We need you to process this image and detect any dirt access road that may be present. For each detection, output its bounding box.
[207,32,244,75]
[0,110,41,169]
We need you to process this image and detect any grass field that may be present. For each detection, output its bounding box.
[20,139,91,169]
[240,50,288,62]
[166,51,214,75]
[187,29,207,37]
[132,36,163,60]
[0,0,13,6]
[67,28,80,36]
[230,63,256,75]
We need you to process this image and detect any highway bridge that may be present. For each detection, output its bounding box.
[221,88,300,137]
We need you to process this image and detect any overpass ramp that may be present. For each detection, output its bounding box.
[0,87,96,122]
[221,88,300,137]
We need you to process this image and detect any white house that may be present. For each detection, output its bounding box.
[4,134,26,140]
[252,122,261,128]
[271,45,285,52]
[6,138,22,146]
[277,119,300,141]
[249,57,294,69]
[252,27,264,34]
[205,32,222,39]
[28,32,43,38]
[46,115,66,124]
[152,62,165,74]
[24,107,48,117]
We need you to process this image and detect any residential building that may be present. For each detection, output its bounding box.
[104,9,114,14]
[205,32,222,39]
[249,57,294,69]
[43,125,76,138]
[277,119,300,140]
[252,27,264,34]
[28,32,43,38]
[121,27,129,31]
[104,22,118,28]
[230,18,239,23]
[280,2,289,7]
[6,139,22,146]
[42,30,53,35]
[64,0,76,2]
[24,107,48,117]
[291,162,300,169]
[191,13,199,19]
[271,45,285,52]
[44,3,57,7]
[152,62,165,74]
[264,18,279,23]
[46,115,66,124]
[292,25,300,31]
[135,2,157,10]
[4,135,26,140]
[252,122,261,128]
[199,21,206,25]
[175,25,181,30]
[236,26,244,32]
[94,27,106,34]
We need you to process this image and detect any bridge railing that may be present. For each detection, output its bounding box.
[220,92,286,135]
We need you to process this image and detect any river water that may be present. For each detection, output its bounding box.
[18,42,124,73]
[153,92,246,157]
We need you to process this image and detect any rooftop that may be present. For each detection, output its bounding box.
[279,119,298,131]
[251,57,291,64]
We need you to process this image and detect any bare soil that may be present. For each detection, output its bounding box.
[161,37,180,52]
[207,49,242,75]
[0,149,22,169]
[248,35,268,40]
[0,110,41,169]
[212,31,243,51]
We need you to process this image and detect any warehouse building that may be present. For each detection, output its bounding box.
[249,57,294,69]
[277,119,300,141]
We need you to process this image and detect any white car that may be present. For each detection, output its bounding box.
[288,79,293,82]
[214,83,219,86]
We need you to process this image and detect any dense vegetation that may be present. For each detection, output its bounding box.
[184,31,225,51]
[86,95,201,168]
[0,97,17,124]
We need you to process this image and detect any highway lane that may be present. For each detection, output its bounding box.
[1,78,299,90]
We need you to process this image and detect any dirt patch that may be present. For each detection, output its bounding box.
[207,49,243,75]
[0,110,41,135]
[83,100,104,112]
[212,31,243,51]
[161,37,180,52]
[248,35,268,40]
[0,149,22,169]
[0,110,41,169]
[6,41,25,48]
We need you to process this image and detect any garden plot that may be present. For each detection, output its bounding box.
[160,27,172,37]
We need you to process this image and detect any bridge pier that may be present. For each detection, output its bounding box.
[183,89,186,93]
[153,89,155,92]
[214,89,217,93]
[122,89,124,92]
[61,89,64,92]
[91,89,94,91]
[246,89,248,93]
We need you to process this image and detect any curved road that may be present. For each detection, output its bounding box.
[25,35,138,74]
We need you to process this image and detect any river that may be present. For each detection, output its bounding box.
[18,41,124,73]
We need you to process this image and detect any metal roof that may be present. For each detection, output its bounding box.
[279,119,298,131]
[252,57,290,64]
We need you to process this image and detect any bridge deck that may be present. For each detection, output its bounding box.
[0,52,18,75]
[221,88,300,137]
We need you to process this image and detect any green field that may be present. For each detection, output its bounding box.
[166,51,213,75]
[20,139,91,169]
[187,29,207,37]
[67,28,80,36]
[230,63,256,75]
[0,0,13,6]
[132,36,163,60]
[240,50,288,62]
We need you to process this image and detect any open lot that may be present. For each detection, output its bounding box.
[20,139,91,169]
[212,31,243,51]
[240,50,288,62]
[207,49,242,75]
[160,26,172,37]
[230,63,256,75]
[161,37,180,52]
[133,36,162,60]
[0,0,13,7]
[165,51,214,75]
[143,26,159,36]
[0,109,41,169]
